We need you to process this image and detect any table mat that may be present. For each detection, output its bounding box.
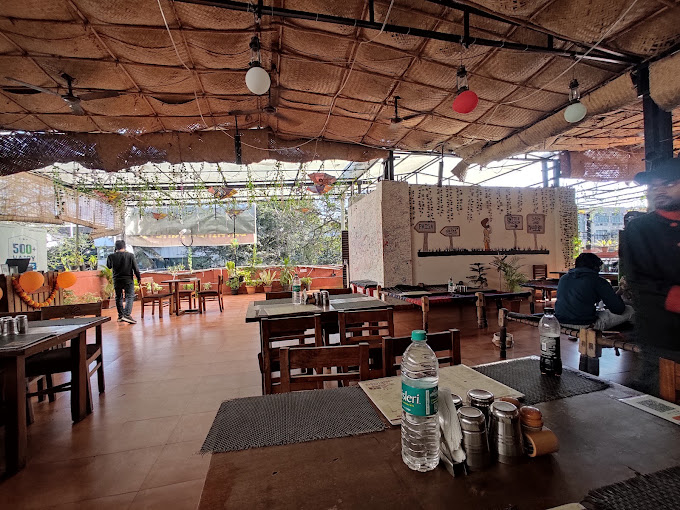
[30,318,100,327]
[200,386,385,454]
[581,465,680,510]
[330,300,392,311]
[258,304,320,317]
[474,357,609,405]
[0,332,56,351]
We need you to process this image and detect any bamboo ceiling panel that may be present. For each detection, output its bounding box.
[0,0,678,174]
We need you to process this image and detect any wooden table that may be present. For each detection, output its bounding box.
[245,293,390,323]
[161,278,201,316]
[198,383,680,509]
[0,316,110,474]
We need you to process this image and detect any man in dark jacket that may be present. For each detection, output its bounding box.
[621,159,680,352]
[106,240,141,324]
[555,253,634,330]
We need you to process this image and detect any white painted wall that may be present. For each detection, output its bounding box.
[0,223,48,271]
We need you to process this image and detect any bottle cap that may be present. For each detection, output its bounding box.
[544,307,554,313]
[411,330,426,341]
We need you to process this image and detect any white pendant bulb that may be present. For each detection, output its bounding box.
[564,102,587,123]
[564,78,587,123]
[245,65,271,95]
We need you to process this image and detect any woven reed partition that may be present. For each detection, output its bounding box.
[0,172,123,236]
[0,0,678,172]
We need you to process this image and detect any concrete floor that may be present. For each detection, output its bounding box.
[0,294,648,509]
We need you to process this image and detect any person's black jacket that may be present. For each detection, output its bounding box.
[621,212,680,350]
[554,267,625,325]
[106,251,141,286]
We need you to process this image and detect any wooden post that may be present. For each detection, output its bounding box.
[498,308,508,359]
[529,291,535,314]
[421,296,430,332]
[659,358,679,404]
[476,292,487,328]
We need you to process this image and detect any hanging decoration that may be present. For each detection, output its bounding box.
[308,173,337,187]
[56,271,78,289]
[307,184,333,195]
[19,271,45,293]
[208,186,238,200]
[152,212,168,221]
[245,35,270,95]
[93,190,124,203]
[564,79,587,123]
[452,66,479,114]
[0,287,3,301]
[13,277,58,308]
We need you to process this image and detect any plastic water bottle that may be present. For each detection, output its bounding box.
[448,277,454,293]
[291,274,302,305]
[401,330,440,472]
[539,307,562,376]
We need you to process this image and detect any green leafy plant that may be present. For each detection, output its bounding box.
[491,255,528,292]
[278,256,295,290]
[467,262,489,289]
[259,269,276,287]
[203,282,212,290]
[225,261,238,279]
[63,290,102,305]
[572,236,583,260]
[99,266,115,299]
[182,283,195,291]
[145,281,163,293]
[88,255,98,269]
[244,277,260,287]
[167,264,185,278]
[228,277,241,290]
[245,246,263,278]
[301,276,312,290]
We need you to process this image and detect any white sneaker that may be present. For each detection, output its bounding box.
[122,315,137,324]
[117,317,124,322]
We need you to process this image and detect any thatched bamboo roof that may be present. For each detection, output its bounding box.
[0,0,679,174]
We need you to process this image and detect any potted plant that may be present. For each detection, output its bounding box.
[259,269,276,293]
[244,277,259,295]
[279,256,294,291]
[301,276,312,291]
[99,266,115,308]
[228,276,241,295]
[598,239,612,253]
[491,255,528,312]
[88,254,98,270]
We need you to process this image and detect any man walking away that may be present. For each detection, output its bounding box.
[555,253,634,331]
[107,240,141,324]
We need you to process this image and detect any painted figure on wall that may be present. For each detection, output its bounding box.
[481,218,492,251]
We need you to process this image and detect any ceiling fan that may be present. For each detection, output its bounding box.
[390,96,426,124]
[3,73,121,115]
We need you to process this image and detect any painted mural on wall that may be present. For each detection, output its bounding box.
[409,185,577,268]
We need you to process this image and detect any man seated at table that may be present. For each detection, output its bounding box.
[555,253,634,330]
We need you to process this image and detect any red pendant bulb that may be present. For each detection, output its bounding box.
[452,65,478,114]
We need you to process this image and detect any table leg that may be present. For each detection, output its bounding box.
[2,356,27,474]
[175,283,182,316]
[71,331,89,422]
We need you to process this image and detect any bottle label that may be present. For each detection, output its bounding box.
[401,382,438,417]
[540,335,557,358]
[292,284,301,292]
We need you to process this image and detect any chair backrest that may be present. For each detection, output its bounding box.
[0,310,41,320]
[338,308,394,378]
[279,343,370,393]
[382,329,462,377]
[266,291,291,300]
[259,314,323,393]
[217,274,224,294]
[139,277,154,297]
[532,264,548,279]
[41,302,102,319]
[322,288,352,295]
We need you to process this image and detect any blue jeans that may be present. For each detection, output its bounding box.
[115,282,136,318]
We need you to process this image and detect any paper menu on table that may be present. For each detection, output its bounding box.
[359,364,524,425]
[619,394,680,425]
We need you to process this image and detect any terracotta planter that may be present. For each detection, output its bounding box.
[263,286,273,293]
[230,288,239,295]
[101,298,114,309]
[245,286,256,295]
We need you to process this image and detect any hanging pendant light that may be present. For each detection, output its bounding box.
[452,65,478,114]
[245,35,270,95]
[564,79,587,123]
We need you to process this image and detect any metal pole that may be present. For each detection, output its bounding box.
[636,65,674,174]
[437,146,444,187]
[553,160,561,187]
[585,213,592,250]
[541,161,549,188]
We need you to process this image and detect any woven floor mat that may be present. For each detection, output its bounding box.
[200,386,385,454]
[474,357,609,405]
[582,466,680,510]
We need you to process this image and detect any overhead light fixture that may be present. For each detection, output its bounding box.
[452,65,478,114]
[564,79,587,123]
[245,35,270,95]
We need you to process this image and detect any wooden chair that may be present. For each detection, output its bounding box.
[177,281,198,311]
[197,275,224,312]
[279,343,370,393]
[266,291,291,300]
[259,315,323,394]
[25,303,105,407]
[338,308,394,379]
[382,329,462,377]
[532,264,551,301]
[139,277,173,318]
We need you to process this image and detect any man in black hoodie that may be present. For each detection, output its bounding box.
[106,240,141,324]
[555,253,634,330]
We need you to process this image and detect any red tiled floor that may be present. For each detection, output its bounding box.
[0,293,645,508]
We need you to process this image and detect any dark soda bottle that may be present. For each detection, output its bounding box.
[539,307,562,376]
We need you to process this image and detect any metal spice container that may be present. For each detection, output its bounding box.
[458,406,492,471]
[467,388,495,423]
[16,315,29,334]
[488,401,524,464]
